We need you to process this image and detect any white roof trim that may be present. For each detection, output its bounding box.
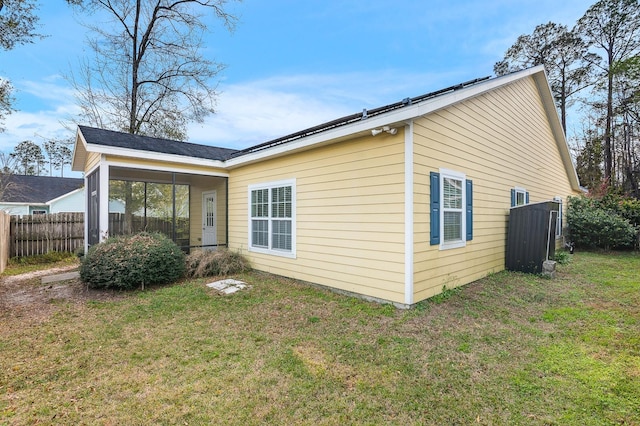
[71,130,88,172]
[0,202,47,206]
[85,143,227,169]
[46,187,84,205]
[106,158,229,177]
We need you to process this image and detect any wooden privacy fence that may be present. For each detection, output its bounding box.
[10,213,84,258]
[0,211,9,273]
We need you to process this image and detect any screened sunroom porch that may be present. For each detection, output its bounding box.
[86,165,228,252]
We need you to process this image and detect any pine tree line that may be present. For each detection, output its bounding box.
[495,0,640,197]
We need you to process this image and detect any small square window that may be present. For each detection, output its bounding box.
[512,187,528,207]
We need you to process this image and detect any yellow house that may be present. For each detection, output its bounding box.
[72,66,581,307]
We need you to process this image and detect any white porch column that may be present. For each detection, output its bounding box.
[99,159,110,243]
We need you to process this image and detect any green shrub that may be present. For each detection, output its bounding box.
[552,250,571,265]
[185,249,250,278]
[618,197,640,228]
[567,196,637,250]
[80,232,186,290]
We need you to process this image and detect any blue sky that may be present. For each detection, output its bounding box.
[1,0,594,176]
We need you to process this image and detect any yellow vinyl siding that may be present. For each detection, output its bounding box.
[412,76,578,302]
[229,133,407,304]
[86,152,101,173]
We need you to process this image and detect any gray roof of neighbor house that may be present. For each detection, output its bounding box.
[1,175,84,203]
[78,125,239,161]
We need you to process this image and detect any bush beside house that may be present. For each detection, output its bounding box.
[567,195,639,250]
[80,232,185,290]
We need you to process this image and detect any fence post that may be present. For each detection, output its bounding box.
[0,211,9,273]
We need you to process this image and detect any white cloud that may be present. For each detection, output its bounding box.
[188,70,467,149]
[2,68,476,155]
[0,108,77,151]
[0,74,79,151]
[20,75,77,104]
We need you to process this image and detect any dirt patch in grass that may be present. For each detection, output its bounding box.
[0,265,125,322]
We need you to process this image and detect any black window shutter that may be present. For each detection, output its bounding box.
[430,172,440,245]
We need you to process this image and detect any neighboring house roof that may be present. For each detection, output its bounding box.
[72,65,580,191]
[1,175,84,203]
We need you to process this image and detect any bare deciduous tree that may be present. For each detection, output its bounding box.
[0,152,17,200]
[69,0,239,140]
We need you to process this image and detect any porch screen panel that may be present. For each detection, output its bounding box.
[87,169,100,246]
[108,180,145,235]
[172,184,189,246]
[108,179,189,246]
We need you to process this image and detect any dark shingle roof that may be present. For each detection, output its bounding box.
[1,175,84,203]
[78,125,239,161]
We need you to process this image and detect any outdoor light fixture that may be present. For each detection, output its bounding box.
[371,126,398,136]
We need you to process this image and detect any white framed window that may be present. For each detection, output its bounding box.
[440,169,466,250]
[513,187,528,206]
[248,179,296,258]
[554,196,563,238]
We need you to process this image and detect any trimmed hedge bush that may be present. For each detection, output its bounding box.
[567,195,637,250]
[185,249,250,278]
[80,232,186,290]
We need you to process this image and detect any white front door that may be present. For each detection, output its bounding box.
[202,190,217,249]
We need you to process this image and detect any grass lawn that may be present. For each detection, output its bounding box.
[1,251,639,425]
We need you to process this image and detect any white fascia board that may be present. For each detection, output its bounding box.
[106,158,229,178]
[224,113,408,168]
[86,143,227,170]
[226,67,547,169]
[47,187,84,205]
[0,202,46,206]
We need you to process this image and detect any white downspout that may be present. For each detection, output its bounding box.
[404,121,414,306]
